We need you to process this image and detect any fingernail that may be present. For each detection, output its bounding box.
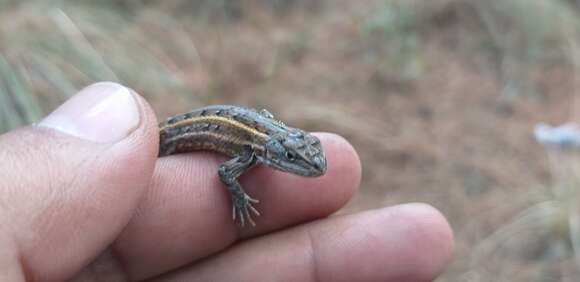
[39,82,141,143]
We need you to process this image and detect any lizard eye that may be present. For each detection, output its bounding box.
[285,151,297,161]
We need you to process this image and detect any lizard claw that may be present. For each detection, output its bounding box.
[232,193,260,227]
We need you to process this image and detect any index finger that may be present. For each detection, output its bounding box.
[113,133,361,280]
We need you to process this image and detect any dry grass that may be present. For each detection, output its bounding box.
[3,0,580,280]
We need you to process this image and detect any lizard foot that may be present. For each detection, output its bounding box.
[232,193,260,227]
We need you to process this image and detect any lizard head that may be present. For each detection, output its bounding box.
[262,130,327,177]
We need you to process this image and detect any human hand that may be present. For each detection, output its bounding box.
[0,82,453,281]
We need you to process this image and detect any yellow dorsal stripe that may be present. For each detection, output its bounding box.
[161,115,269,139]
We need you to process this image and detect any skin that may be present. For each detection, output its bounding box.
[0,82,454,281]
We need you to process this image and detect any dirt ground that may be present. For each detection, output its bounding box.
[5,0,580,280]
[143,1,580,280]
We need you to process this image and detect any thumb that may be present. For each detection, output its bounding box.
[0,82,158,281]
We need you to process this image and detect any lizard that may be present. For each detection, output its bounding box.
[158,105,327,226]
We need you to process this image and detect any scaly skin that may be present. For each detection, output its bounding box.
[158,105,327,226]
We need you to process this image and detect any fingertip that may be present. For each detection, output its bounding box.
[314,132,362,203]
[381,203,455,279]
[304,203,454,281]
[315,133,362,170]
[308,135,453,279]
[242,132,361,228]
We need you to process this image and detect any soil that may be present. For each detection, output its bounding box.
[147,1,580,280]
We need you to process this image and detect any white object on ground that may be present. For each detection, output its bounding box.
[534,122,580,148]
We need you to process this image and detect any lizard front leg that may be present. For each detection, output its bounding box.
[218,150,260,227]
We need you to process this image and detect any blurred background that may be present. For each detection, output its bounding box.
[2,0,580,280]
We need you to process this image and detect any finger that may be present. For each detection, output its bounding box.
[0,82,159,281]
[160,203,455,282]
[114,133,361,280]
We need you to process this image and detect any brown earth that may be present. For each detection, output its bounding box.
[143,1,580,280]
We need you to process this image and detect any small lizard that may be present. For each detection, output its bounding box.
[158,105,327,226]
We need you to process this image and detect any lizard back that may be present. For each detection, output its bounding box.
[158,105,287,157]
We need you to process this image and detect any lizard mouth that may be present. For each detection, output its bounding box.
[308,155,327,176]
[275,154,327,177]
